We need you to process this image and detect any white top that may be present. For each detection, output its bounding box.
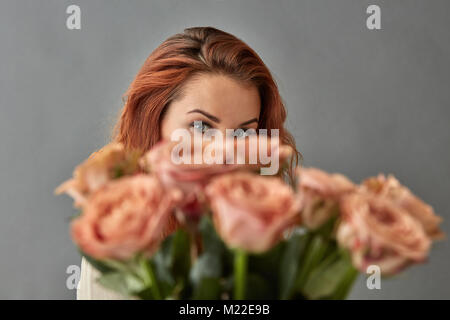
[76,257,131,300]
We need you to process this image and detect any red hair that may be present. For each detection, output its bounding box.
[114,26,300,182]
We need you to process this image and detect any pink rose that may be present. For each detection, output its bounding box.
[222,135,293,174]
[140,137,291,191]
[361,174,444,239]
[71,174,181,260]
[140,140,236,194]
[205,172,302,253]
[55,143,141,207]
[140,137,291,219]
[296,168,356,229]
[140,140,237,219]
[337,193,431,275]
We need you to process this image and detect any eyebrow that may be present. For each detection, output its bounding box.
[239,118,259,127]
[186,108,259,127]
[187,109,221,123]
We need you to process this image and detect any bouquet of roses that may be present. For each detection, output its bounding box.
[56,139,443,300]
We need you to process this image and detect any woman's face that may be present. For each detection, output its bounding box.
[161,73,261,140]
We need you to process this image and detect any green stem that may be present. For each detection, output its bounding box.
[234,249,248,300]
[141,259,162,299]
[295,235,329,291]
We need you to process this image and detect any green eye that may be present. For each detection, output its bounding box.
[190,121,212,133]
[234,128,256,139]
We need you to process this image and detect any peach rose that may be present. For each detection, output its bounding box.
[140,137,291,190]
[361,174,444,239]
[140,140,237,194]
[205,172,302,253]
[71,174,182,260]
[223,135,293,174]
[141,137,293,220]
[296,168,356,229]
[337,193,431,275]
[140,140,238,219]
[55,143,142,207]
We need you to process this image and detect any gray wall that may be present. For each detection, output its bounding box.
[0,0,449,299]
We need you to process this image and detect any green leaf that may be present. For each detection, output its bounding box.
[102,258,137,274]
[96,271,144,298]
[81,251,115,274]
[330,266,359,300]
[246,273,273,300]
[153,254,176,297]
[198,216,227,253]
[328,250,359,299]
[138,258,162,299]
[152,228,193,298]
[302,250,356,299]
[189,216,228,299]
[96,272,129,297]
[279,233,308,299]
[314,214,339,239]
[134,287,157,300]
[151,231,189,299]
[294,234,329,291]
[190,252,222,284]
[170,229,191,281]
[192,278,222,300]
[248,241,285,277]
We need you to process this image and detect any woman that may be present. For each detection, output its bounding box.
[77,26,300,299]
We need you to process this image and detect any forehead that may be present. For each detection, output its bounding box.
[176,73,261,123]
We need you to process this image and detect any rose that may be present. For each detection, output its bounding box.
[140,137,292,220]
[337,193,431,275]
[296,168,356,229]
[71,174,182,260]
[140,140,237,220]
[361,174,444,239]
[55,143,141,207]
[140,139,237,193]
[205,172,302,253]
[140,137,292,191]
[224,135,293,175]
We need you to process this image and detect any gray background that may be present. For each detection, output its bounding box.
[0,0,449,299]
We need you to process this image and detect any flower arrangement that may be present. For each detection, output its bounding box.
[56,140,443,300]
